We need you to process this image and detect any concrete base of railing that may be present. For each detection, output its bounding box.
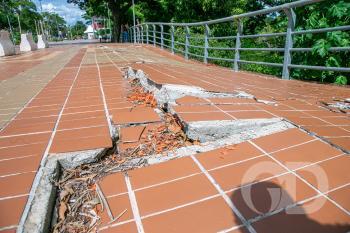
[0,30,15,57]
[20,33,37,52]
[37,34,49,49]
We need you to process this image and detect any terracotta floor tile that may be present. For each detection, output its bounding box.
[229,111,274,119]
[50,135,112,153]
[196,142,262,170]
[210,156,287,191]
[273,110,310,118]
[306,126,349,137]
[320,117,350,126]
[60,110,105,121]
[129,157,200,190]
[252,197,350,233]
[175,96,209,105]
[173,105,219,113]
[230,173,317,220]
[0,172,35,198]
[0,196,28,228]
[54,126,110,141]
[108,102,134,110]
[0,122,56,136]
[327,185,350,212]
[218,104,260,111]
[297,156,350,192]
[105,194,133,222]
[98,221,138,233]
[120,125,146,143]
[0,133,50,148]
[142,196,241,233]
[207,98,256,104]
[57,116,107,130]
[0,228,16,233]
[0,143,47,160]
[252,128,314,153]
[99,172,127,197]
[271,140,342,170]
[136,174,218,216]
[307,110,344,118]
[0,155,41,176]
[63,105,104,114]
[286,117,327,126]
[178,112,232,122]
[112,107,160,125]
[326,137,350,151]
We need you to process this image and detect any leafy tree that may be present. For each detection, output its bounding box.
[42,12,67,40]
[0,0,42,43]
[70,20,86,39]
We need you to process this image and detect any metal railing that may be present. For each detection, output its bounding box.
[129,0,350,80]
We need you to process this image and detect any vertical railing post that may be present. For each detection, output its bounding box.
[140,25,144,44]
[138,26,141,43]
[282,8,296,80]
[171,26,175,54]
[136,26,140,43]
[160,24,164,49]
[152,24,156,46]
[234,20,243,71]
[146,24,149,44]
[133,25,136,44]
[185,26,190,60]
[204,24,210,64]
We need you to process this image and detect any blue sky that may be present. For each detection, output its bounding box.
[34,0,85,25]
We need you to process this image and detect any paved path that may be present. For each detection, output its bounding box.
[0,44,349,232]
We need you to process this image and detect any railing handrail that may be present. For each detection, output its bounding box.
[128,0,350,81]
[135,0,323,27]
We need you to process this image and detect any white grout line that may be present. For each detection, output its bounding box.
[0,171,36,179]
[141,193,221,220]
[94,50,114,137]
[124,173,145,233]
[191,155,257,233]
[248,140,350,216]
[0,224,17,231]
[204,98,238,120]
[134,172,201,192]
[98,218,135,231]
[0,154,38,162]
[0,193,29,201]
[17,49,87,233]
[208,138,317,172]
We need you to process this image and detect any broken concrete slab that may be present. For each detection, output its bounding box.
[146,119,294,164]
[18,146,114,233]
[0,30,15,56]
[184,118,286,142]
[126,68,254,106]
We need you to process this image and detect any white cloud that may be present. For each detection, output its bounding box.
[41,2,85,25]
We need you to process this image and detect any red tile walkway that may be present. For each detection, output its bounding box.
[98,128,349,233]
[0,44,349,232]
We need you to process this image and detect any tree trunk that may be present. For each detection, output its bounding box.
[108,0,123,43]
[111,13,121,42]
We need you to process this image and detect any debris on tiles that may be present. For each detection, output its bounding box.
[118,113,199,158]
[127,78,157,107]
